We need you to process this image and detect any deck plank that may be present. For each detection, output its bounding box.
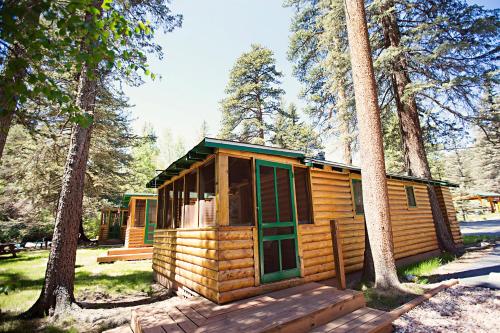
[167,307,198,333]
[197,286,354,332]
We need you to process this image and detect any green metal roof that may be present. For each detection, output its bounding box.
[304,158,458,187]
[146,138,305,188]
[120,192,157,207]
[146,138,457,189]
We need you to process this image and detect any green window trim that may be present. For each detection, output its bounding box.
[143,199,157,244]
[351,179,364,215]
[405,185,417,208]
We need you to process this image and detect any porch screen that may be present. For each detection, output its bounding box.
[157,187,164,228]
[229,157,254,226]
[166,183,173,228]
[173,178,184,228]
[293,167,312,224]
[135,199,146,227]
[121,210,128,226]
[199,160,215,226]
[184,171,198,228]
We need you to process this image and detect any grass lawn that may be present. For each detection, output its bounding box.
[360,252,456,311]
[462,234,499,245]
[0,248,153,315]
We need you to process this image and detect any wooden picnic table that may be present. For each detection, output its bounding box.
[0,243,17,258]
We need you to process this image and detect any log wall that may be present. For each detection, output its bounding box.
[99,224,109,243]
[153,228,220,302]
[387,180,439,259]
[436,186,463,245]
[125,227,150,248]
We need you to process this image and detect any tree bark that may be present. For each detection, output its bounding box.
[380,0,457,253]
[337,83,353,165]
[24,3,101,318]
[344,0,401,290]
[0,111,14,161]
[361,218,375,282]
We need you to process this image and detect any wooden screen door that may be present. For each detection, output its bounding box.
[255,159,300,283]
[144,199,157,244]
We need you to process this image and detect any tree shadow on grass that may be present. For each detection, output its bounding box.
[0,272,44,291]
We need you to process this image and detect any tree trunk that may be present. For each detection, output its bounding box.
[361,218,375,282]
[0,111,14,161]
[24,2,101,317]
[0,48,27,161]
[380,0,457,253]
[344,0,400,290]
[78,219,92,243]
[337,84,353,165]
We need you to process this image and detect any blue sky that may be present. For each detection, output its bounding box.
[124,0,498,155]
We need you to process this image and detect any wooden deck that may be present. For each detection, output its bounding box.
[97,247,153,263]
[131,282,392,333]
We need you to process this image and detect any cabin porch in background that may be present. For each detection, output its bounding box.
[97,193,158,263]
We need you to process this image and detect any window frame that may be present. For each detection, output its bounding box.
[405,185,417,208]
[351,178,365,215]
[293,166,314,225]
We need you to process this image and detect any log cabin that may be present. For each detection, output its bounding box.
[146,138,463,304]
[98,206,126,245]
[97,193,158,262]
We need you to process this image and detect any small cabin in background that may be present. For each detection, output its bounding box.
[97,193,158,263]
[98,206,128,245]
[121,193,158,248]
[146,138,463,304]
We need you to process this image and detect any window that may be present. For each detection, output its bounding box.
[135,199,146,227]
[184,171,198,228]
[294,167,312,224]
[199,160,216,226]
[101,212,106,225]
[406,185,417,207]
[157,187,164,228]
[229,157,254,226]
[173,178,184,228]
[352,179,364,215]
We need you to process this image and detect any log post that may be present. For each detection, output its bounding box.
[330,219,346,290]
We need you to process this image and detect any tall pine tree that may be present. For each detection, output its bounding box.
[219,44,284,144]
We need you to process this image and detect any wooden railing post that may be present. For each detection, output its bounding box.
[330,219,346,290]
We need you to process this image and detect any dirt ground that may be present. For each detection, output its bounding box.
[393,284,500,332]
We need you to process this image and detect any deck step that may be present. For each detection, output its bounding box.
[310,307,393,333]
[108,247,153,256]
[97,252,152,263]
[132,282,372,333]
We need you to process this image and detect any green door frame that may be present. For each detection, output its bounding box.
[255,159,300,283]
[143,199,156,244]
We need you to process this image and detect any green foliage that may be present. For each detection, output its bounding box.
[220,44,285,144]
[286,0,356,158]
[127,124,159,193]
[157,128,186,170]
[397,252,456,284]
[0,0,182,125]
[272,103,323,154]
[462,234,499,245]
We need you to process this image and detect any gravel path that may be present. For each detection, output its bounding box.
[393,285,500,333]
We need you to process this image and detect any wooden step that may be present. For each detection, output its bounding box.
[132,283,368,333]
[310,307,393,333]
[108,247,153,256]
[97,252,153,263]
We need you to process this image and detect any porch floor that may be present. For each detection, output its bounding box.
[97,247,153,263]
[131,282,393,333]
